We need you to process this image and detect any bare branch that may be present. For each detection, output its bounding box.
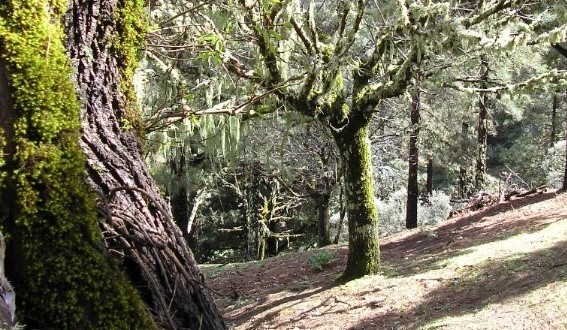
[307,1,320,54]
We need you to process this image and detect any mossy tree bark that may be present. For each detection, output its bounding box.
[0,1,156,328]
[63,0,226,328]
[332,113,380,281]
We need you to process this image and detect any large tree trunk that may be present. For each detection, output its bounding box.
[0,2,156,328]
[65,1,225,328]
[406,86,421,229]
[333,114,380,281]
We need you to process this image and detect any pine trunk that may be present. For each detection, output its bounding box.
[65,1,226,328]
[406,87,420,229]
[476,54,489,189]
[333,115,380,281]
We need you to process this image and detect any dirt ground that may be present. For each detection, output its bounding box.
[201,190,567,329]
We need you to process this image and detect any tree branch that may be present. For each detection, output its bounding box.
[290,17,314,55]
[334,0,365,57]
[552,43,567,59]
[445,69,567,93]
[462,0,520,28]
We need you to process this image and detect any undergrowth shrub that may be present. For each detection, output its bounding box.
[377,188,451,236]
[418,190,452,226]
[541,140,565,189]
[330,189,452,241]
[308,250,335,271]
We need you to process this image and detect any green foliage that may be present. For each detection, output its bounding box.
[308,250,336,272]
[0,0,154,328]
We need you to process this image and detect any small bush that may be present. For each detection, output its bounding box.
[542,140,565,189]
[418,190,452,226]
[377,188,452,236]
[308,250,335,271]
[377,188,407,236]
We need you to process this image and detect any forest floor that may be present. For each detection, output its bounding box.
[201,190,567,330]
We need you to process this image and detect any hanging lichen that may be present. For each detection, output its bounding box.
[0,0,155,328]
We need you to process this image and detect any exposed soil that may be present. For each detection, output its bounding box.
[201,190,567,329]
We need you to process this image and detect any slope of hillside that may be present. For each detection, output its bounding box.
[201,190,567,329]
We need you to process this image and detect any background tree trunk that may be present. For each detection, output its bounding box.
[476,54,490,190]
[551,92,559,148]
[316,193,332,247]
[333,115,380,281]
[426,158,433,196]
[65,1,226,328]
[459,122,471,197]
[245,160,262,260]
[563,89,567,191]
[406,86,421,229]
[333,181,347,244]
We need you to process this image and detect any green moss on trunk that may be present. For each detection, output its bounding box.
[332,115,380,281]
[0,1,155,328]
[115,0,148,134]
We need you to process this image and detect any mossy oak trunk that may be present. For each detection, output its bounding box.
[333,114,380,281]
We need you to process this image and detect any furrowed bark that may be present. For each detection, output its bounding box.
[65,1,225,328]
